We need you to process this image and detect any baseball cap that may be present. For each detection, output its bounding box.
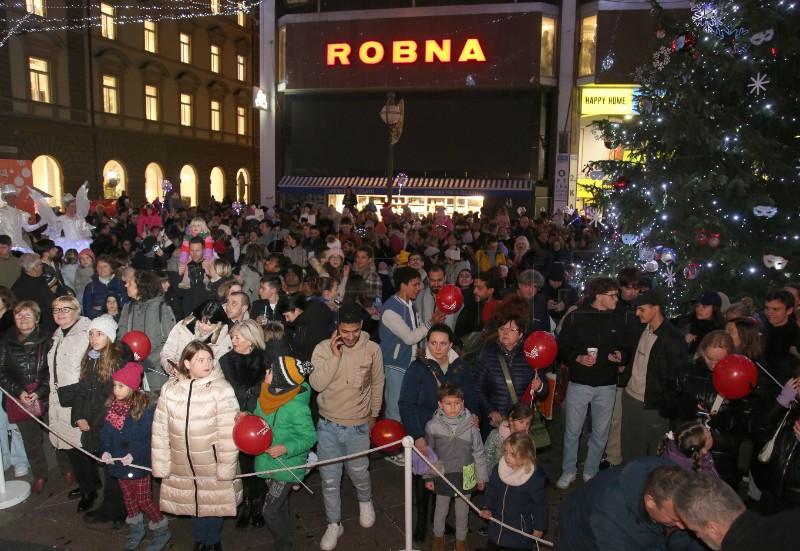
[629,289,663,308]
[692,291,722,308]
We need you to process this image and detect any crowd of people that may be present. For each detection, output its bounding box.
[0,181,799,551]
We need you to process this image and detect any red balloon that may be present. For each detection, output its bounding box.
[436,284,463,314]
[523,331,558,369]
[121,331,151,362]
[712,354,758,399]
[371,419,406,453]
[233,415,274,455]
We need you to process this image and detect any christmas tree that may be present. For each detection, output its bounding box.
[584,0,799,313]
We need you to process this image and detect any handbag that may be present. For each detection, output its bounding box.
[498,354,551,450]
[5,345,45,423]
[758,408,792,463]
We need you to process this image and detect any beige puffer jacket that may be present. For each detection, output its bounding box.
[159,318,232,374]
[48,316,91,450]
[151,369,243,517]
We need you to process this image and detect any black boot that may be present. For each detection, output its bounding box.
[235,498,252,530]
[77,491,97,513]
[250,497,266,527]
[413,475,429,543]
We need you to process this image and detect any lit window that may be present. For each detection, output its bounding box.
[579,15,597,77]
[180,93,193,126]
[541,17,556,78]
[236,106,246,135]
[29,57,51,103]
[25,0,45,16]
[180,33,191,64]
[144,20,157,53]
[145,85,159,121]
[237,3,246,26]
[211,100,221,131]
[211,0,221,14]
[236,54,245,81]
[101,3,116,40]
[211,44,221,73]
[102,75,119,114]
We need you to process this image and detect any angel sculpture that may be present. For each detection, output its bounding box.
[28,182,94,252]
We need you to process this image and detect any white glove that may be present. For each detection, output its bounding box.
[120,453,134,466]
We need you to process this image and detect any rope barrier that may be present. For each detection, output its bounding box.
[1,384,553,546]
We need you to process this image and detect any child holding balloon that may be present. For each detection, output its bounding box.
[151,341,242,551]
[251,354,316,551]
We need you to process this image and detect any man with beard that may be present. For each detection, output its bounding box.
[453,271,502,347]
[415,265,458,330]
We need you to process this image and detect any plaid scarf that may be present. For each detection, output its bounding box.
[106,398,132,430]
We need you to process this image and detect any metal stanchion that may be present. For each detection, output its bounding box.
[400,436,418,551]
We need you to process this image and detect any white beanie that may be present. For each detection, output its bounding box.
[88,315,118,343]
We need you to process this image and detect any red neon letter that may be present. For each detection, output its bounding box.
[393,40,418,63]
[425,39,451,63]
[458,38,486,62]
[359,41,385,64]
[327,43,352,65]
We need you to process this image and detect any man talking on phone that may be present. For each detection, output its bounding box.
[310,304,384,551]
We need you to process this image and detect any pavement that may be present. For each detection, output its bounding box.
[0,434,583,551]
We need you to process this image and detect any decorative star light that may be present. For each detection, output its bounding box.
[588,209,604,228]
[663,265,676,287]
[748,72,769,95]
[691,1,723,33]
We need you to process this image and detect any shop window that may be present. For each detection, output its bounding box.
[579,15,597,77]
[103,160,127,199]
[211,44,221,73]
[236,106,246,135]
[102,75,119,114]
[211,100,221,131]
[29,57,51,103]
[180,93,193,126]
[32,155,63,206]
[25,0,45,16]
[236,54,246,81]
[101,3,116,40]
[145,85,159,121]
[144,20,157,53]
[180,165,198,206]
[211,0,221,14]
[237,3,246,26]
[180,33,192,64]
[541,17,556,78]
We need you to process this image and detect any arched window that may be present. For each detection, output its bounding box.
[102,159,127,199]
[31,155,63,207]
[144,162,163,203]
[236,168,250,203]
[180,164,198,207]
[210,166,225,203]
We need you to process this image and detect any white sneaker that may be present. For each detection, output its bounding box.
[14,466,29,477]
[556,472,576,490]
[320,523,344,551]
[384,453,404,467]
[582,473,594,483]
[359,500,376,528]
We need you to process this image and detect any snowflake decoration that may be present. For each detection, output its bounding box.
[601,53,615,71]
[588,209,604,228]
[653,46,671,70]
[691,1,723,33]
[748,72,769,95]
[663,265,676,288]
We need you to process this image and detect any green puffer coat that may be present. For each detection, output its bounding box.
[254,382,317,483]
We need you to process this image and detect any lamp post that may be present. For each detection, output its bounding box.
[379,92,404,203]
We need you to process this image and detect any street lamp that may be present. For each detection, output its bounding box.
[379,92,404,203]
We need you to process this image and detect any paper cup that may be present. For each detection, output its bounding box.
[587,348,598,358]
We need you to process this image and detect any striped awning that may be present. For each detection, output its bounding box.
[278,175,534,198]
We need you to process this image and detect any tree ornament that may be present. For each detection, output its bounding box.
[660,248,676,265]
[696,228,708,246]
[161,179,172,193]
[748,72,770,96]
[663,265,677,287]
[672,31,697,54]
[691,1,722,33]
[639,247,656,262]
[652,46,671,70]
[753,205,777,218]
[656,29,666,39]
[684,263,701,280]
[644,260,659,273]
[763,254,788,270]
[613,176,631,190]
[749,29,774,46]
[621,234,639,245]
[708,233,721,248]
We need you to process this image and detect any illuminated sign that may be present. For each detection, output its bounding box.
[580,87,638,116]
[253,88,270,111]
[326,39,487,66]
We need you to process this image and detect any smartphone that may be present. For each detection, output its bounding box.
[334,330,343,350]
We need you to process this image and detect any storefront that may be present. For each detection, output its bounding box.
[275,5,559,211]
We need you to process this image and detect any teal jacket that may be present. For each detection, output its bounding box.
[253,382,317,483]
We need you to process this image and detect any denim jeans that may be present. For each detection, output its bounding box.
[192,516,224,545]
[263,480,293,551]
[561,382,616,478]
[317,418,373,524]
[0,406,29,471]
[383,368,405,422]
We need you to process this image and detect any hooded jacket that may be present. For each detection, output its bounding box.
[151,369,243,517]
[484,459,548,550]
[424,407,489,495]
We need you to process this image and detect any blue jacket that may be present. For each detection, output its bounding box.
[82,274,128,319]
[100,401,156,480]
[379,295,427,374]
[484,463,548,550]
[556,457,705,551]
[399,351,478,441]
[473,342,549,420]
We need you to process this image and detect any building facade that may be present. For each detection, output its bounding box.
[0,1,259,207]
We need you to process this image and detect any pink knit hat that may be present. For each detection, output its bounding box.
[112,363,144,391]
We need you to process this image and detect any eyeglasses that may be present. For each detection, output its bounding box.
[602,293,620,299]
[409,257,423,263]
[14,312,35,319]
[499,327,520,334]
[53,307,76,314]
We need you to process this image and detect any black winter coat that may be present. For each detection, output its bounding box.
[11,273,57,333]
[284,298,334,362]
[219,348,267,413]
[751,398,800,506]
[557,303,630,387]
[662,357,755,486]
[0,327,52,408]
